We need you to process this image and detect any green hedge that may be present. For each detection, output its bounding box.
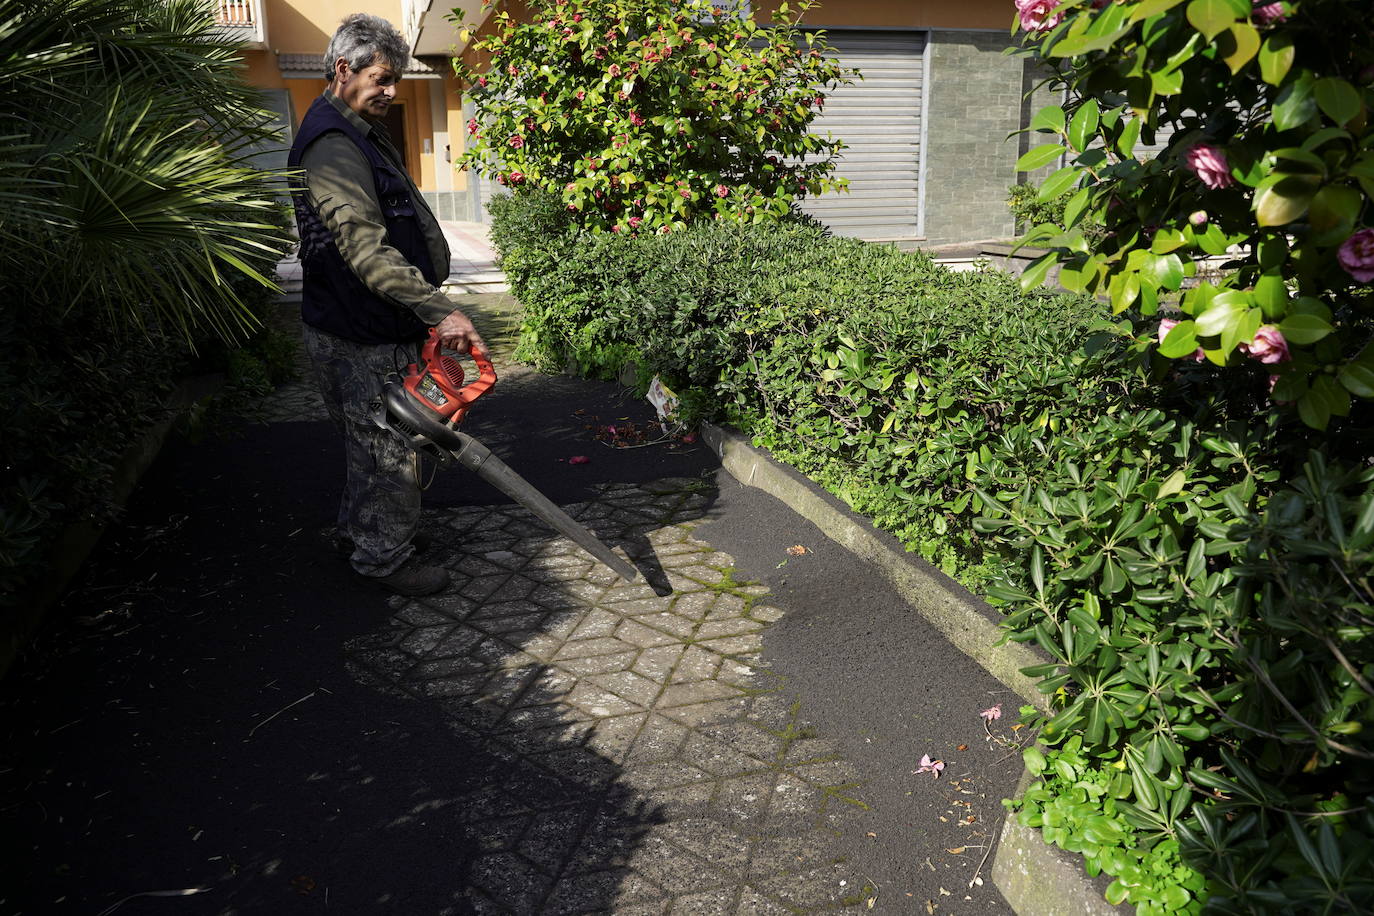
[491,190,1374,913]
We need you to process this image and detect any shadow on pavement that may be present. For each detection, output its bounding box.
[0,364,717,913]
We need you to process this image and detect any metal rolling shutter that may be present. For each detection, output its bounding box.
[798,31,926,241]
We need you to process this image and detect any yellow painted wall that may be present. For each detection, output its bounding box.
[758,0,1011,30]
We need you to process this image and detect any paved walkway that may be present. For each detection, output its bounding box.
[0,244,1025,914]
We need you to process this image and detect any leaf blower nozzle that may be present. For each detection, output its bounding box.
[372,330,640,582]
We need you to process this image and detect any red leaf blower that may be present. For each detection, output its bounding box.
[373,329,639,582]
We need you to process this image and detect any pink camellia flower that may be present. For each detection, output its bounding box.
[508,134,524,149]
[1015,0,1063,32]
[980,704,1002,722]
[507,171,524,184]
[715,184,729,198]
[628,215,643,229]
[1242,325,1290,364]
[629,111,646,126]
[1156,318,1207,362]
[1252,1,1286,25]
[608,63,622,77]
[477,76,488,87]
[1184,143,1235,190]
[506,64,519,75]
[1338,228,1374,282]
[467,117,479,135]
[1189,210,1209,227]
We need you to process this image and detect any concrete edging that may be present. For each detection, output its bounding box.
[700,421,1046,710]
[700,420,1128,916]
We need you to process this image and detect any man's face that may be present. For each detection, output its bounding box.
[333,56,399,122]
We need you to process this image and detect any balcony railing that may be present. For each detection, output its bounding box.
[212,0,266,49]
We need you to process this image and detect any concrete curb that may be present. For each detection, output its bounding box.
[992,768,1134,916]
[700,421,1048,711]
[699,421,1127,915]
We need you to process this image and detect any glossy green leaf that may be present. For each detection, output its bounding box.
[1037,165,1082,202]
[1274,313,1330,345]
[1159,320,1200,357]
[1272,70,1318,131]
[1019,252,1058,292]
[1068,100,1101,153]
[1030,105,1066,134]
[1141,252,1184,290]
[1116,116,1142,159]
[1186,0,1238,40]
[1062,187,1093,229]
[1254,174,1319,226]
[1017,144,1066,172]
[1194,292,1248,337]
[1217,22,1260,74]
[1308,184,1363,234]
[1314,77,1361,127]
[1339,362,1374,398]
[1130,0,1187,23]
[1150,228,1188,254]
[1110,270,1141,313]
[1258,32,1295,86]
[1252,273,1288,319]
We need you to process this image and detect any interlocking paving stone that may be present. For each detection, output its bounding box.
[330,478,882,912]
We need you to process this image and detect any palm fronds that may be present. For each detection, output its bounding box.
[0,0,292,345]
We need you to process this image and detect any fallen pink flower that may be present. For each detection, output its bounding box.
[980,704,1002,722]
[914,754,945,778]
[568,455,591,465]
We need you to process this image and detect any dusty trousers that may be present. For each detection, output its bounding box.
[302,323,424,576]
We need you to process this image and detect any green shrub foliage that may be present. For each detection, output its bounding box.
[453,0,853,234]
[491,188,1373,911]
[1009,0,1374,431]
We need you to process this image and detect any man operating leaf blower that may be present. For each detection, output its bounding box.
[288,13,478,596]
[290,13,637,597]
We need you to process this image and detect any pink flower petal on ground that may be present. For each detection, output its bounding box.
[914,754,945,777]
[980,703,1003,721]
[568,455,591,465]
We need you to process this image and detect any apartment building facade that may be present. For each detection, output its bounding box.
[223,0,1040,247]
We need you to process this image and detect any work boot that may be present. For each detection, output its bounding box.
[367,559,450,597]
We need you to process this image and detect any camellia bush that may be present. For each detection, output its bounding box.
[451,0,853,234]
[999,1,1374,911]
[1010,0,1374,430]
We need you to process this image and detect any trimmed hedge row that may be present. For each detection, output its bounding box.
[490,191,1374,914]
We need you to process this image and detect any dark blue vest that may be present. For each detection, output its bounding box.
[288,95,439,344]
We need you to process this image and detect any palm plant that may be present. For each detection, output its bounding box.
[0,0,291,345]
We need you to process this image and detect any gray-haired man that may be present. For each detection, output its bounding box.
[288,13,484,596]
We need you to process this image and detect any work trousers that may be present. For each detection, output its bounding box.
[302,323,423,576]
